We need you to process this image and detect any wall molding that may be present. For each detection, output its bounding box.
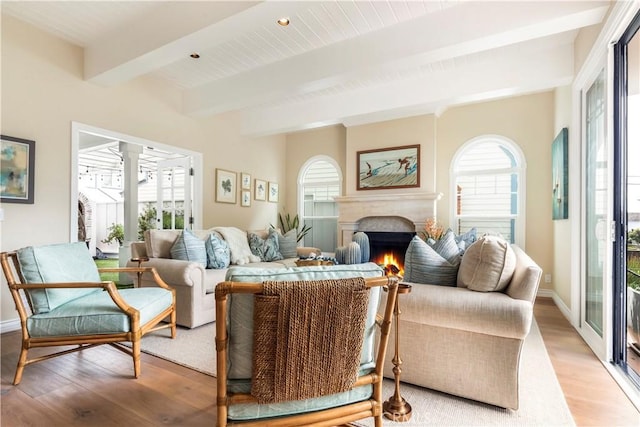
[1,318,20,334]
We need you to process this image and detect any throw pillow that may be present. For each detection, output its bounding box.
[170,228,207,267]
[205,233,231,269]
[213,227,261,265]
[277,229,298,259]
[454,227,477,253]
[457,235,516,292]
[248,229,284,262]
[403,234,461,286]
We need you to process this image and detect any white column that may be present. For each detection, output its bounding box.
[119,141,143,243]
[118,142,142,284]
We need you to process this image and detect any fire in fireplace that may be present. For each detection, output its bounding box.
[364,231,416,276]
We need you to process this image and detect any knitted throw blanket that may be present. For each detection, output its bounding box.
[251,277,369,404]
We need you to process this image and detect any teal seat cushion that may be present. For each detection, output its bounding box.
[17,242,103,314]
[26,287,173,337]
[227,376,372,420]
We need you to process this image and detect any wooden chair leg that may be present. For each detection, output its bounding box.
[170,310,177,339]
[13,346,28,385]
[132,339,141,379]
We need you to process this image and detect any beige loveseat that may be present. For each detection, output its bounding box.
[382,241,542,410]
[128,228,318,328]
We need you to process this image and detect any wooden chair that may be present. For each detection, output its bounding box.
[1,242,176,385]
[215,273,399,427]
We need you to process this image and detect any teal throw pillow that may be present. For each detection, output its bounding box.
[170,229,207,267]
[248,229,283,262]
[277,229,298,259]
[404,232,461,286]
[205,233,231,269]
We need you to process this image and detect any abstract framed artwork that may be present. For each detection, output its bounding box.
[241,172,251,190]
[241,190,251,207]
[357,144,420,190]
[215,168,237,204]
[255,179,266,201]
[268,182,279,203]
[1,135,35,204]
[552,127,569,220]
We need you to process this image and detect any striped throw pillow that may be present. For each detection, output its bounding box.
[170,229,207,267]
[404,233,461,286]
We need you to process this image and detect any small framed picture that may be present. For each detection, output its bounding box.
[241,190,251,207]
[215,169,237,204]
[241,172,251,190]
[268,182,279,203]
[255,179,266,201]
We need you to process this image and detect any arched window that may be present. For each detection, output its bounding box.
[450,135,526,246]
[298,156,342,252]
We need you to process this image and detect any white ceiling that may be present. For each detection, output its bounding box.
[2,1,610,136]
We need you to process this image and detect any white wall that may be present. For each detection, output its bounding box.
[0,15,286,325]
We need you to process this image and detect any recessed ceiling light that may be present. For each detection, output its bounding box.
[190,53,200,59]
[277,17,290,27]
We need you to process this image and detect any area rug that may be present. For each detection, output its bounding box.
[140,320,575,426]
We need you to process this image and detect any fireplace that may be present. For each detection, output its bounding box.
[365,231,415,275]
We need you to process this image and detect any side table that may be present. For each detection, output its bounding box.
[383,282,412,422]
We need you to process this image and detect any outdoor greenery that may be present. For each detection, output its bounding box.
[273,212,311,243]
[628,253,640,291]
[102,223,124,246]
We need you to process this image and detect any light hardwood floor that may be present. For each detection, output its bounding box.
[1,298,639,426]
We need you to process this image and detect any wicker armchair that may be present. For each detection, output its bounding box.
[215,264,398,427]
[1,242,176,385]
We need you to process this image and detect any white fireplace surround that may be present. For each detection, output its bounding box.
[334,192,442,246]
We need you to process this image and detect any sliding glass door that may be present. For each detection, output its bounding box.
[582,66,609,356]
[614,11,640,386]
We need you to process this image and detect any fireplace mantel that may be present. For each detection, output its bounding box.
[334,192,442,245]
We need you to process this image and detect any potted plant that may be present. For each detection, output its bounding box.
[273,212,311,243]
[627,228,640,354]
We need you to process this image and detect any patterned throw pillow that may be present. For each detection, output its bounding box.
[205,233,231,269]
[170,229,207,267]
[277,229,298,259]
[454,227,477,253]
[403,232,462,286]
[248,229,284,262]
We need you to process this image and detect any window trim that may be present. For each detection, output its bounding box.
[449,134,527,247]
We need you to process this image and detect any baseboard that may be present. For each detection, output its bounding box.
[536,288,554,298]
[1,318,20,334]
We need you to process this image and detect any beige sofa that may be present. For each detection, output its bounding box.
[381,243,542,410]
[128,228,319,328]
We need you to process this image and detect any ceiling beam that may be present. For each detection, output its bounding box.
[241,42,574,136]
[85,1,317,86]
[184,0,607,117]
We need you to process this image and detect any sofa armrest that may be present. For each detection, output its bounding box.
[130,242,148,259]
[389,284,533,339]
[126,257,204,288]
[505,245,542,303]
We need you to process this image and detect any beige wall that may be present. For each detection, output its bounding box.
[0,15,286,323]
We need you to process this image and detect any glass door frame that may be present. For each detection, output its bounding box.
[613,9,640,387]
